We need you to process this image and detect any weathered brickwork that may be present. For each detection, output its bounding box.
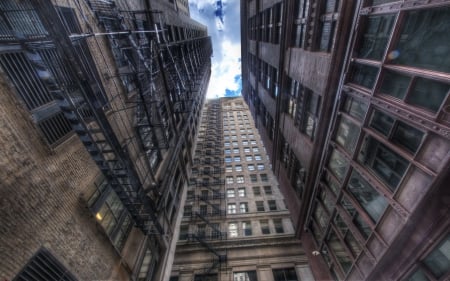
[0,47,126,281]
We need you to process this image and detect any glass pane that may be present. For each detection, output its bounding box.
[343,95,368,121]
[335,116,360,153]
[407,77,450,113]
[380,70,411,99]
[407,269,430,281]
[350,63,379,89]
[347,170,388,222]
[345,231,362,257]
[369,110,394,136]
[357,14,395,60]
[328,149,349,181]
[392,122,424,153]
[327,230,353,274]
[392,7,450,73]
[423,235,450,278]
[358,136,409,190]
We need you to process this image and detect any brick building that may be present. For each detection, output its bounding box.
[241,0,450,280]
[0,0,211,280]
[171,97,312,281]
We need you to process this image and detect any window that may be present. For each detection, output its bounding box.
[253,186,261,196]
[248,164,255,171]
[370,110,424,153]
[231,135,237,140]
[347,170,388,222]
[260,220,270,234]
[232,141,238,146]
[264,186,272,195]
[242,222,252,236]
[199,205,207,216]
[236,175,245,184]
[335,116,360,153]
[358,135,408,190]
[234,271,257,281]
[235,165,243,172]
[244,147,251,153]
[250,174,258,182]
[238,187,246,197]
[246,155,253,161]
[251,140,257,145]
[179,225,189,240]
[234,156,241,162]
[227,188,235,198]
[242,140,249,145]
[260,174,268,182]
[326,230,353,274]
[356,14,395,60]
[273,268,297,281]
[392,7,450,73]
[89,185,132,250]
[240,203,249,213]
[256,201,265,212]
[350,63,379,89]
[257,163,265,170]
[273,219,284,233]
[268,200,277,211]
[226,165,232,173]
[252,147,259,152]
[229,222,238,237]
[184,205,192,217]
[225,156,232,163]
[224,149,231,154]
[226,176,234,184]
[380,71,450,113]
[340,196,372,239]
[224,141,230,146]
[228,203,237,214]
[342,95,368,121]
[254,154,262,161]
[328,149,349,182]
[14,248,78,281]
[233,148,240,154]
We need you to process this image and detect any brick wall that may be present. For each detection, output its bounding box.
[0,65,127,280]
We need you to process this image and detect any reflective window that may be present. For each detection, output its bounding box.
[238,187,246,197]
[242,222,252,236]
[342,95,368,121]
[274,219,284,233]
[350,63,379,89]
[328,149,349,182]
[335,116,360,153]
[229,222,238,237]
[272,268,297,281]
[253,186,261,196]
[392,7,450,73]
[260,220,270,234]
[327,230,352,274]
[347,170,388,222]
[423,234,450,278]
[228,203,237,214]
[358,135,409,190]
[356,14,395,60]
[380,70,411,99]
[256,201,265,212]
[407,77,449,113]
[240,202,249,213]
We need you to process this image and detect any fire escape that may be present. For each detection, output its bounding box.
[0,0,210,268]
[185,100,227,274]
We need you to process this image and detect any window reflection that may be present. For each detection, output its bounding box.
[347,170,388,222]
[357,14,395,60]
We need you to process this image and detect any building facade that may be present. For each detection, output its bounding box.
[0,0,211,280]
[171,97,313,281]
[241,0,450,280]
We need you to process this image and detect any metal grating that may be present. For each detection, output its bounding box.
[13,248,78,281]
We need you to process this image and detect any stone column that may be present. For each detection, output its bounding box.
[295,264,315,281]
[256,265,274,281]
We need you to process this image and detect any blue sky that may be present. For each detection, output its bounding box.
[189,0,242,98]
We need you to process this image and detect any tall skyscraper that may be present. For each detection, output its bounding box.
[241,0,450,280]
[171,97,313,281]
[0,0,211,280]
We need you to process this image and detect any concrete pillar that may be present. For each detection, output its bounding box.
[179,270,194,281]
[256,265,274,281]
[295,264,315,281]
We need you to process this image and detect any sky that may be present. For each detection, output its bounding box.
[189,0,242,99]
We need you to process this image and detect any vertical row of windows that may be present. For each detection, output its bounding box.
[248,3,283,44]
[285,77,321,140]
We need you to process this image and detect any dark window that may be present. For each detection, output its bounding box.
[335,116,360,153]
[13,248,78,281]
[347,170,388,222]
[274,219,284,233]
[392,7,450,73]
[260,220,270,234]
[350,63,379,89]
[358,135,409,190]
[234,271,257,281]
[356,14,395,60]
[268,200,277,211]
[256,201,265,212]
[272,268,298,281]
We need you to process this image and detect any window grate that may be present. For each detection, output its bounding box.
[13,248,78,281]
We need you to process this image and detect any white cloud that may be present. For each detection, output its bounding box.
[189,0,242,99]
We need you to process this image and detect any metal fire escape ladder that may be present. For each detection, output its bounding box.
[27,0,165,236]
[187,100,227,273]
